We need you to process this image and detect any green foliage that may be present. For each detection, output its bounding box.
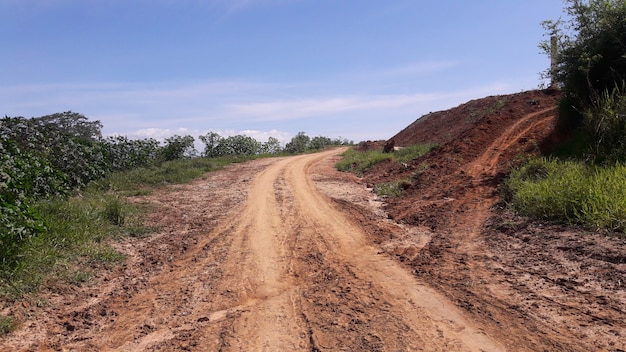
[199,132,224,157]
[103,136,160,171]
[582,83,626,163]
[1,113,107,190]
[102,196,126,226]
[219,135,261,156]
[309,136,333,150]
[0,192,134,297]
[284,132,311,154]
[200,131,351,157]
[260,136,282,154]
[0,315,17,335]
[505,158,626,231]
[199,132,261,157]
[543,0,626,121]
[336,149,393,176]
[336,143,436,176]
[159,135,197,161]
[0,141,63,269]
[395,144,438,163]
[96,157,239,193]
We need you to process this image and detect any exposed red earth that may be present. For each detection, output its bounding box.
[1,89,625,351]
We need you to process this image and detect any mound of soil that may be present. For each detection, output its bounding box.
[370,89,560,227]
[360,89,626,351]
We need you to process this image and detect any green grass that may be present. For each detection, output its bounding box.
[336,149,393,176]
[336,144,435,199]
[91,156,255,194]
[504,158,626,232]
[394,144,436,164]
[336,143,436,176]
[0,315,17,335]
[0,192,140,298]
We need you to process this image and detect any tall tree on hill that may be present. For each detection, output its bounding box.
[543,0,626,110]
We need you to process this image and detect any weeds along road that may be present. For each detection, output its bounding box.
[2,148,504,351]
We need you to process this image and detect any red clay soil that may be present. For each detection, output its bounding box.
[362,89,626,351]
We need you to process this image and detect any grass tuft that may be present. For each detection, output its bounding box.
[0,315,17,335]
[373,179,411,198]
[336,149,392,176]
[336,143,436,176]
[504,158,626,232]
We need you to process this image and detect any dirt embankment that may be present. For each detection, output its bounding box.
[363,89,626,351]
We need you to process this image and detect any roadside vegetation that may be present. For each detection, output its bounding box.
[0,112,350,331]
[336,143,435,177]
[336,143,436,198]
[504,158,626,231]
[506,0,626,233]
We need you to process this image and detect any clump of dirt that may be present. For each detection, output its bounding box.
[359,88,626,351]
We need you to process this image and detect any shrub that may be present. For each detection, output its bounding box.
[284,132,311,154]
[0,315,17,335]
[373,179,411,198]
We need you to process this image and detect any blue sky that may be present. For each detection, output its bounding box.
[1,0,565,144]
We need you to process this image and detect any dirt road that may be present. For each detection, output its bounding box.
[2,149,509,351]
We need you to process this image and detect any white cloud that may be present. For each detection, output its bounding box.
[226,93,441,121]
[1,77,516,145]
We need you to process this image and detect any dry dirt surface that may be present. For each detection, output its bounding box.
[2,89,626,351]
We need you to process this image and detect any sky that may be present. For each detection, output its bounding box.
[0,0,566,145]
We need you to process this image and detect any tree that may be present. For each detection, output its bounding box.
[543,0,626,109]
[542,0,626,162]
[35,111,103,142]
[0,114,108,189]
[199,132,224,157]
[200,132,263,157]
[261,136,283,154]
[220,135,261,156]
[309,136,333,150]
[160,135,197,161]
[284,132,310,154]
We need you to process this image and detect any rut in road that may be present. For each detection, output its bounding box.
[79,149,504,351]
